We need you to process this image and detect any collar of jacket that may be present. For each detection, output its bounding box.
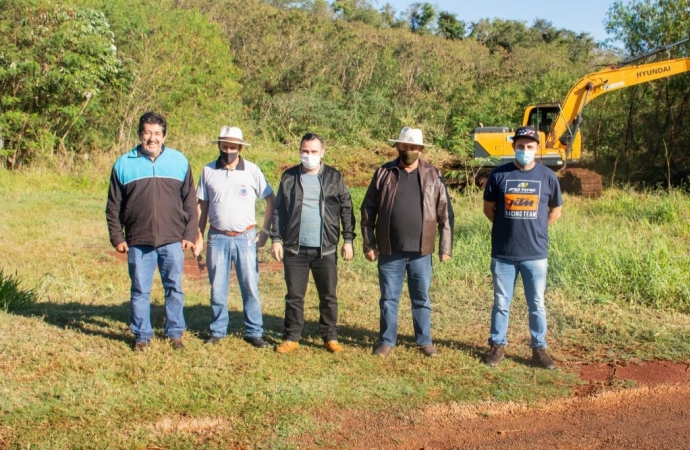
[135,144,166,159]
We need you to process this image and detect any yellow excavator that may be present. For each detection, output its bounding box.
[472,38,690,197]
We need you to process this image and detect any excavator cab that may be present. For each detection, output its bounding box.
[527,108,556,135]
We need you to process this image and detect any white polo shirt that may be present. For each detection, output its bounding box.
[196,157,273,232]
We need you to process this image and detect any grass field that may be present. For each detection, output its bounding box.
[1,164,690,448]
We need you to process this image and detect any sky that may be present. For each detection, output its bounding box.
[375,0,617,42]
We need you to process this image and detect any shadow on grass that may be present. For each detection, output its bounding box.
[10,301,488,358]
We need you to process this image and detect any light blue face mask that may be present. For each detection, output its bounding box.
[515,149,536,166]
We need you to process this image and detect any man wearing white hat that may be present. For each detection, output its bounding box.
[361,127,454,358]
[194,126,275,348]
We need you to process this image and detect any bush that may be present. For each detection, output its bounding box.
[0,268,36,311]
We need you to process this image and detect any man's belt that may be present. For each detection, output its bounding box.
[210,224,255,237]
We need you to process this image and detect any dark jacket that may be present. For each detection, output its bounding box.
[270,164,355,256]
[106,146,198,248]
[360,158,454,257]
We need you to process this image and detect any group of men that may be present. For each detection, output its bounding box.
[106,112,562,369]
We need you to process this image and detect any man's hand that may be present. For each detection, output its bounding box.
[271,242,284,262]
[341,242,354,261]
[364,249,378,262]
[115,242,129,254]
[255,230,269,248]
[193,235,204,258]
[440,254,451,262]
[182,240,194,251]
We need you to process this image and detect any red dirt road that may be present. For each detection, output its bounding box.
[299,362,690,449]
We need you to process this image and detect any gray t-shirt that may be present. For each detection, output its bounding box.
[299,173,322,247]
[196,157,273,232]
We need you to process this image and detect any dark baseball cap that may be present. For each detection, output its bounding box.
[513,126,539,143]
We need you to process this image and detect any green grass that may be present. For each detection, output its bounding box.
[1,168,690,448]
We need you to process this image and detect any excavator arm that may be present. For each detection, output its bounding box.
[545,57,690,154]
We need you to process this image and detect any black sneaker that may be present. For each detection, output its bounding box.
[532,347,556,370]
[171,338,184,350]
[484,344,505,367]
[244,336,268,348]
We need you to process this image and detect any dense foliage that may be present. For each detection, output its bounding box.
[0,0,127,167]
[1,0,689,187]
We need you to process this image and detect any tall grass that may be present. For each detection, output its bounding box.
[549,190,690,311]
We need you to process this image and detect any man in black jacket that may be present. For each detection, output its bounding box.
[106,112,198,351]
[361,127,454,358]
[270,133,355,354]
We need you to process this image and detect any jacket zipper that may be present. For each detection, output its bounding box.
[152,158,158,248]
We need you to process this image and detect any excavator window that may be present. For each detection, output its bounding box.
[527,108,559,134]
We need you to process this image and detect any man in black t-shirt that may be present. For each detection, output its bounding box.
[361,127,454,358]
[482,126,563,369]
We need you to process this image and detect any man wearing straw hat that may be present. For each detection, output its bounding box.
[361,127,454,358]
[194,126,274,348]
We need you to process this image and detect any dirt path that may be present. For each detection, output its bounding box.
[299,362,690,449]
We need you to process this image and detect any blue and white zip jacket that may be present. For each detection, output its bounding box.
[106,145,198,248]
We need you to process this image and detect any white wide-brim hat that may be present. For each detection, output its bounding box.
[210,126,251,146]
[388,127,429,147]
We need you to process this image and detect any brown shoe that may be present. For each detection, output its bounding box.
[133,340,149,352]
[373,344,393,357]
[324,340,344,353]
[275,340,299,354]
[419,345,438,357]
[532,347,556,370]
[484,344,505,367]
[171,338,184,350]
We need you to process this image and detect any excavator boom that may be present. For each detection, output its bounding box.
[545,57,690,153]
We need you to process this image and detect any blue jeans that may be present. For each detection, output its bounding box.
[128,243,186,342]
[378,252,433,347]
[206,228,263,338]
[489,257,549,348]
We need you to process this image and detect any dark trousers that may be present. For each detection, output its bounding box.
[283,247,338,341]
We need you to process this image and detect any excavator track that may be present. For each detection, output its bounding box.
[558,168,603,198]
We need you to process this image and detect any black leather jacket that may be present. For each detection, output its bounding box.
[270,164,355,256]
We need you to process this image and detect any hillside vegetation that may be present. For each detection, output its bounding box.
[2,0,689,184]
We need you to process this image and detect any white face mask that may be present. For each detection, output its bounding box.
[300,154,321,170]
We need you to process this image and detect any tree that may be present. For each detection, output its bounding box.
[0,0,128,167]
[599,0,690,183]
[436,11,465,40]
[605,0,690,55]
[469,18,540,52]
[332,0,382,27]
[407,2,436,34]
[380,2,405,28]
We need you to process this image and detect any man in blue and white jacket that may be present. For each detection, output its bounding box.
[106,111,198,351]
